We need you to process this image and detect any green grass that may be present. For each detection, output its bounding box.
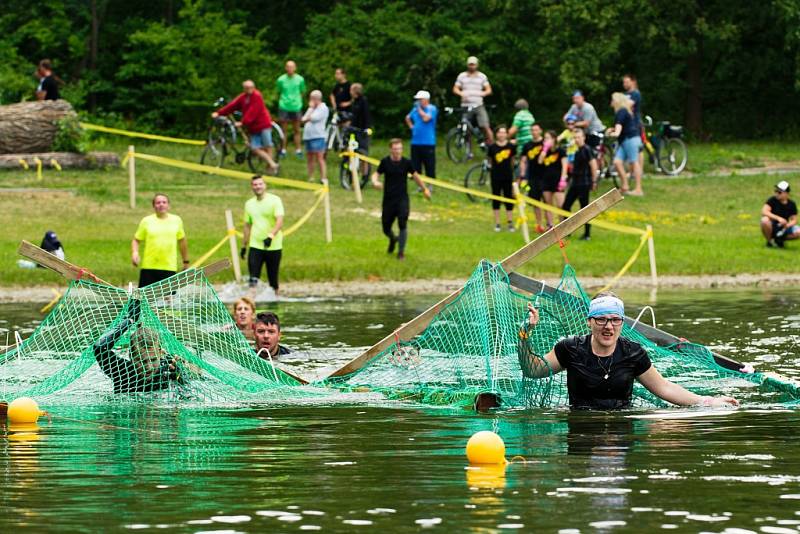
[1,134,799,287]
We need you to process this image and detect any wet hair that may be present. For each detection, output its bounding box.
[129,327,160,360]
[152,193,169,206]
[514,98,529,110]
[389,138,403,147]
[232,297,256,315]
[255,311,280,330]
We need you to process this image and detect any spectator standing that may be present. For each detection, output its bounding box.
[349,83,372,176]
[508,99,535,154]
[370,139,431,260]
[565,91,605,135]
[213,80,279,174]
[519,123,547,232]
[131,194,189,288]
[35,59,60,101]
[486,126,516,232]
[453,56,494,144]
[557,115,579,164]
[276,60,306,157]
[623,73,645,171]
[609,92,643,196]
[761,181,800,248]
[404,90,438,189]
[561,129,598,240]
[301,90,330,183]
[538,130,568,226]
[329,68,352,113]
[241,175,284,295]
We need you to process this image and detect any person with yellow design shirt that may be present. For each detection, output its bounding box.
[487,126,516,232]
[538,130,568,226]
[240,175,284,296]
[131,194,189,288]
[519,124,547,232]
[557,115,579,165]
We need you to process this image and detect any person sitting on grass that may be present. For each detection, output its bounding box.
[253,311,291,359]
[518,293,739,410]
[486,125,516,232]
[232,297,256,340]
[761,180,800,248]
[94,299,194,394]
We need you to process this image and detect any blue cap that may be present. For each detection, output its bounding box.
[572,90,583,97]
[566,114,578,122]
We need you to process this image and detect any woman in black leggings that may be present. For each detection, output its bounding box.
[487,125,516,232]
[561,129,598,240]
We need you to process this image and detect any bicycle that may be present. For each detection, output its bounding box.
[641,115,688,175]
[444,105,489,163]
[200,97,285,174]
[339,125,372,191]
[463,145,521,203]
[325,110,352,153]
[588,131,619,188]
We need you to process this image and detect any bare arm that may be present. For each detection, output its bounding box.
[590,158,599,190]
[131,239,140,267]
[761,204,787,225]
[329,93,336,109]
[482,82,493,98]
[405,114,414,129]
[370,171,382,189]
[637,366,738,407]
[243,221,252,248]
[412,171,431,200]
[519,155,528,180]
[179,238,189,269]
[610,124,623,137]
[452,84,463,98]
[270,216,284,237]
[560,156,569,179]
[35,91,46,101]
[518,302,564,378]
[417,105,432,122]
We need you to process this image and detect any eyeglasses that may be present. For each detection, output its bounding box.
[591,317,623,327]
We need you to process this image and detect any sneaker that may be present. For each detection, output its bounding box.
[494,224,501,233]
[295,149,303,158]
[535,224,546,234]
[387,235,397,254]
[580,235,591,241]
[508,223,515,232]
[397,252,405,260]
[279,148,287,157]
[767,239,775,248]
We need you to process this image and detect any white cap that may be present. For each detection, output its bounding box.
[414,90,430,100]
[467,56,479,66]
[776,180,791,192]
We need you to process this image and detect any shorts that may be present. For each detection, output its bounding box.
[138,269,175,288]
[542,174,561,193]
[250,128,273,149]
[355,131,370,152]
[278,109,301,121]
[614,136,642,164]
[471,105,490,129]
[304,137,326,153]
[771,221,800,237]
[528,177,544,201]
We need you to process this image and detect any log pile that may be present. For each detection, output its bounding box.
[0,100,76,154]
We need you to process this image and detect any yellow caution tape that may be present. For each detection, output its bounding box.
[50,159,62,171]
[40,288,62,314]
[191,235,230,269]
[80,122,205,146]
[18,159,29,170]
[132,152,325,192]
[282,188,327,237]
[34,157,42,181]
[595,228,653,294]
[226,228,237,237]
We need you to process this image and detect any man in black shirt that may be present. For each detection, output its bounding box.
[561,129,598,240]
[329,68,352,113]
[761,181,800,248]
[35,59,60,101]
[371,139,431,259]
[518,293,739,410]
[254,311,292,358]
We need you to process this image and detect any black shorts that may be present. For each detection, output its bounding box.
[528,177,544,201]
[138,269,176,288]
[278,109,301,121]
[542,174,561,193]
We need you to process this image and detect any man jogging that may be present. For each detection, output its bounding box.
[371,139,431,260]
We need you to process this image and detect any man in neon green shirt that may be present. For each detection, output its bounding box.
[131,193,189,287]
[276,60,306,158]
[240,175,285,295]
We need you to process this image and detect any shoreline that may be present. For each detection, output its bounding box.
[2,272,800,303]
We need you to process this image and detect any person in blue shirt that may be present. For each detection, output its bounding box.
[405,90,438,192]
[623,73,645,172]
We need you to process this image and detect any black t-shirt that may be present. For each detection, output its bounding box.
[488,142,515,181]
[39,75,60,100]
[377,156,415,204]
[554,335,652,410]
[540,146,566,182]
[351,96,372,130]
[332,81,352,111]
[570,145,595,187]
[521,140,544,180]
[615,108,638,139]
[766,196,798,221]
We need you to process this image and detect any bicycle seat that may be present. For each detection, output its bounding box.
[338,110,354,122]
[444,106,455,113]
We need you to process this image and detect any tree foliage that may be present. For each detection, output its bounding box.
[0,0,798,138]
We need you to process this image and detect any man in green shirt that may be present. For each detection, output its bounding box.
[508,98,535,155]
[276,60,306,158]
[240,175,285,295]
[131,194,189,287]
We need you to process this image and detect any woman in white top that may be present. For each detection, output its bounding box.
[301,89,330,183]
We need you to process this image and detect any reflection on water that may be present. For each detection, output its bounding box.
[2,287,800,530]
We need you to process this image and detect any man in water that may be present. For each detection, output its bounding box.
[94,300,188,394]
[761,180,800,248]
[253,311,291,358]
[518,293,739,410]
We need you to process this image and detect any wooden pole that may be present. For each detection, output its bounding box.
[513,181,530,243]
[646,224,658,287]
[128,145,136,209]
[348,138,363,204]
[322,182,333,243]
[225,209,242,282]
[17,240,112,285]
[325,188,624,379]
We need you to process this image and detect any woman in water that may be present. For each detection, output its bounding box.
[232,297,256,340]
[518,293,739,410]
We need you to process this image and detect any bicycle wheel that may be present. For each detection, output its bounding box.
[464,162,489,202]
[446,128,472,163]
[200,141,226,168]
[603,148,618,188]
[326,125,342,153]
[247,149,280,176]
[340,153,371,190]
[658,137,688,175]
[272,123,286,158]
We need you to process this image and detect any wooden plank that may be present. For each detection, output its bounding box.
[201,259,230,278]
[17,240,111,285]
[325,190,623,379]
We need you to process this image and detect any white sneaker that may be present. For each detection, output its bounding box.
[494,224,501,233]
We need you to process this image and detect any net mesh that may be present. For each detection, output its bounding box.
[3,262,799,409]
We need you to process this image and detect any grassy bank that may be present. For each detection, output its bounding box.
[1,136,798,288]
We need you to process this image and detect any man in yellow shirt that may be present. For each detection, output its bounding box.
[131,194,189,287]
[240,175,284,295]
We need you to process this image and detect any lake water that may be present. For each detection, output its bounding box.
[1,288,799,532]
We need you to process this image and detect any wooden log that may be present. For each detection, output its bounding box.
[0,152,120,169]
[0,100,76,154]
[324,189,624,379]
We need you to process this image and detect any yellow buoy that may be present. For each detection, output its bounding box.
[7,397,42,425]
[466,430,506,465]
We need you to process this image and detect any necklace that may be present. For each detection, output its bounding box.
[597,354,614,380]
